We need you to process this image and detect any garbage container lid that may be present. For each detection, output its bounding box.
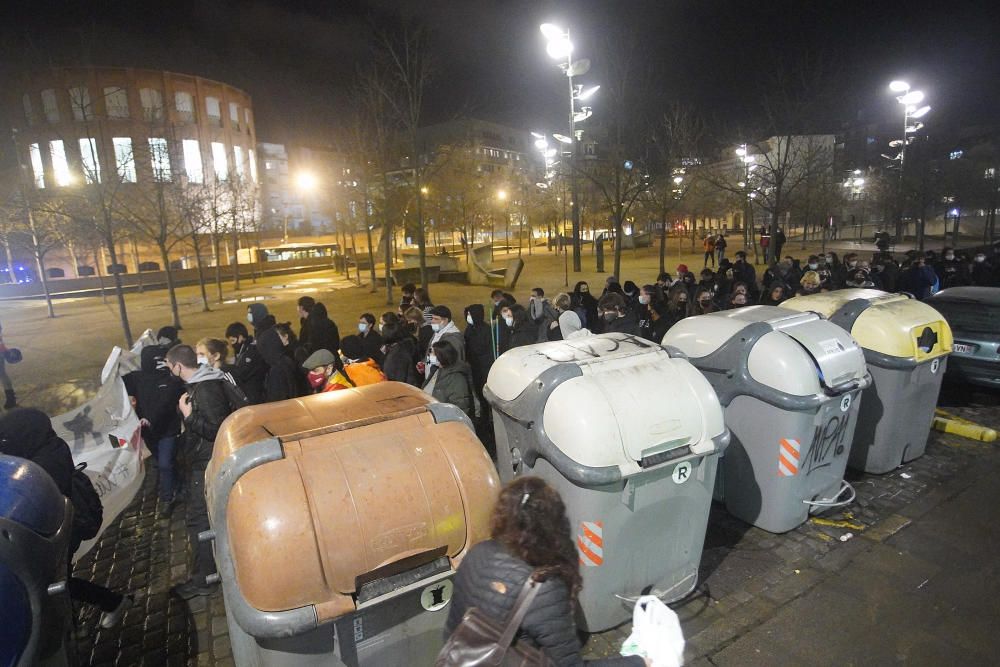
[783,289,953,362]
[210,383,498,621]
[664,306,867,396]
[487,333,726,471]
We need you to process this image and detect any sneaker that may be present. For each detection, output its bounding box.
[99,594,133,629]
[172,579,218,600]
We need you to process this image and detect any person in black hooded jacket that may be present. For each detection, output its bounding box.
[445,476,644,666]
[306,302,341,358]
[257,327,300,402]
[124,345,185,504]
[380,321,422,386]
[247,303,276,339]
[463,304,494,400]
[225,322,267,404]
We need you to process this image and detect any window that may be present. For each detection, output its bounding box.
[41,89,59,123]
[205,96,222,126]
[49,140,72,186]
[28,143,45,188]
[182,139,203,183]
[229,102,239,130]
[104,87,129,118]
[175,91,194,121]
[112,137,136,182]
[211,142,228,180]
[233,145,244,179]
[79,138,101,184]
[148,138,171,181]
[69,87,93,121]
[22,94,34,124]
[139,88,164,121]
[244,108,251,129]
[248,148,257,182]
[949,150,964,160]
[264,160,274,170]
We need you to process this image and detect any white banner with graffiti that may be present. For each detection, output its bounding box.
[52,330,156,560]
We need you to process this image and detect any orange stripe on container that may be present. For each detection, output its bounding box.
[779,453,798,473]
[582,523,603,547]
[780,439,800,459]
[578,537,604,565]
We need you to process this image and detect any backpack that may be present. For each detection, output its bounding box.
[70,463,104,543]
[221,375,250,412]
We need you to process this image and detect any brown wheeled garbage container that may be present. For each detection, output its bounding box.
[204,382,500,667]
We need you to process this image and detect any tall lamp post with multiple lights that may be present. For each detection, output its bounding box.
[888,80,931,245]
[540,22,599,273]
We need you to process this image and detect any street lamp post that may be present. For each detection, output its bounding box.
[541,23,599,273]
[888,80,931,247]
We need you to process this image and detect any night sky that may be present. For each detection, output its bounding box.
[1,0,996,146]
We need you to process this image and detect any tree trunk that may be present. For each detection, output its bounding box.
[364,190,377,292]
[213,234,223,303]
[658,209,668,274]
[612,208,624,280]
[104,236,133,347]
[382,173,394,305]
[94,247,108,303]
[191,232,211,312]
[131,237,144,293]
[66,241,81,278]
[231,229,241,290]
[3,238,16,284]
[159,242,181,329]
[414,158,428,288]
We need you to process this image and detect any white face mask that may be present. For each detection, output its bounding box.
[197,355,209,366]
[945,254,955,261]
[466,314,474,326]
[638,295,650,305]
[358,323,368,333]
[379,323,385,333]
[503,315,513,327]
[431,322,441,333]
[808,263,818,270]
[428,354,438,366]
[975,255,986,263]
[848,261,858,268]
[246,313,253,323]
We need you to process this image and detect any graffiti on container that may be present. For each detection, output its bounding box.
[805,413,851,475]
[537,334,656,363]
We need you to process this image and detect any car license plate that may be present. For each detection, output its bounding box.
[952,343,977,354]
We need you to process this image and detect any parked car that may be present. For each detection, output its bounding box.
[928,286,1000,388]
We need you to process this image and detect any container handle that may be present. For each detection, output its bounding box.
[802,480,856,509]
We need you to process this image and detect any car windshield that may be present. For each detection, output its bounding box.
[932,301,1000,334]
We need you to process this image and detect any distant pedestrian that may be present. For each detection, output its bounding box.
[715,232,728,264]
[0,321,19,409]
[702,234,716,267]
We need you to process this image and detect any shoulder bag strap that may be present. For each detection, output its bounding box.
[496,573,542,650]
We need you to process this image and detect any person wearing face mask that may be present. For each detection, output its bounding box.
[164,344,239,598]
[634,284,657,340]
[689,287,716,316]
[664,284,689,327]
[490,290,516,358]
[899,256,938,299]
[571,281,598,330]
[727,291,749,309]
[934,247,964,289]
[529,287,560,342]
[500,304,536,353]
[463,305,494,404]
[680,271,697,297]
[970,252,995,286]
[357,313,384,365]
[796,271,825,296]
[424,306,465,381]
[379,322,422,387]
[597,293,640,335]
[225,322,267,404]
[648,301,672,342]
[731,251,758,300]
[423,341,476,419]
[195,338,228,370]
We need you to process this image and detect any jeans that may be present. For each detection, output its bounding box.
[186,449,216,585]
[717,248,726,264]
[703,251,715,267]
[156,435,177,502]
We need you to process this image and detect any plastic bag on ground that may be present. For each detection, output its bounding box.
[620,595,685,667]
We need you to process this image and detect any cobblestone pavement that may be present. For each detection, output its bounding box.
[73,391,999,666]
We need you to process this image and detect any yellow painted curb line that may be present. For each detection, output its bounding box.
[933,410,997,443]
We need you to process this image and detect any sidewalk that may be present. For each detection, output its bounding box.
[70,390,999,666]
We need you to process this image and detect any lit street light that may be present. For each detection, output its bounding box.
[888,79,931,246]
[540,21,599,273]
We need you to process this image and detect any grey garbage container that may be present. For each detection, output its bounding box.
[663,306,871,534]
[783,289,953,473]
[484,332,728,632]
[204,383,500,667]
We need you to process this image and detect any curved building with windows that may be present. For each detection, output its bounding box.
[14,66,257,191]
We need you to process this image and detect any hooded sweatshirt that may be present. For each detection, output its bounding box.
[306,303,340,358]
[125,346,185,442]
[248,303,276,337]
[257,327,300,403]
[463,304,493,395]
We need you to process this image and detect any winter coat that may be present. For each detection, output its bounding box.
[429,362,475,417]
[506,324,537,351]
[382,338,422,387]
[306,303,341,357]
[0,408,75,496]
[124,346,185,442]
[183,366,235,459]
[360,329,384,365]
[417,324,434,359]
[570,291,598,330]
[532,299,561,343]
[650,316,672,343]
[257,328,300,403]
[229,337,267,404]
[445,540,643,667]
[248,303,275,338]
[464,305,494,395]
[604,311,640,336]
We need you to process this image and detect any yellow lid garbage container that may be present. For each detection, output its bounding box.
[783,289,952,474]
